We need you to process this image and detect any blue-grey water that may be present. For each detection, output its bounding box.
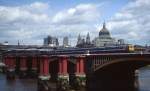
[0,67,150,91]
[0,74,37,91]
[139,67,150,91]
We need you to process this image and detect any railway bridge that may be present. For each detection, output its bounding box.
[2,46,150,91]
[86,53,150,91]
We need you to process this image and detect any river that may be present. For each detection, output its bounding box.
[139,67,150,91]
[0,74,37,91]
[0,67,150,91]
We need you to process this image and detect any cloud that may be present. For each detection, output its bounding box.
[24,2,50,14]
[0,2,51,45]
[50,3,102,45]
[0,5,49,25]
[108,0,150,45]
[1,0,149,46]
[52,4,100,25]
[0,2,102,45]
[29,2,49,11]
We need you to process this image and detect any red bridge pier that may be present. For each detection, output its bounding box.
[75,56,86,87]
[3,55,87,90]
[30,56,38,77]
[4,56,16,79]
[38,55,50,80]
[58,56,69,80]
[56,56,70,90]
[38,55,51,91]
[32,56,38,71]
[19,56,28,78]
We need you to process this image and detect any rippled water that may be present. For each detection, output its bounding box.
[0,74,37,91]
[139,67,150,91]
[0,67,150,91]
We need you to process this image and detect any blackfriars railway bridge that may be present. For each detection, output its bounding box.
[1,45,150,91]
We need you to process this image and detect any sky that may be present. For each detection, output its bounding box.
[0,0,149,46]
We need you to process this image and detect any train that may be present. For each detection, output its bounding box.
[53,44,135,55]
[3,44,135,56]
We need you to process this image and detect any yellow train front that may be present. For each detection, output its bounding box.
[126,44,135,52]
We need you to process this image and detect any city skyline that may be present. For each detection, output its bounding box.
[0,0,150,46]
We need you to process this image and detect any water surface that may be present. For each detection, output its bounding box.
[0,68,150,91]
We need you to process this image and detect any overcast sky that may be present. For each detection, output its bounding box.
[0,0,149,46]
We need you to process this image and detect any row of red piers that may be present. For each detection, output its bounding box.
[4,55,86,80]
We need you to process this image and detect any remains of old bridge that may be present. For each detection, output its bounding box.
[2,45,150,91]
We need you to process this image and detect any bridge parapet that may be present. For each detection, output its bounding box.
[85,55,114,72]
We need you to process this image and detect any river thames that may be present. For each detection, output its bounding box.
[0,67,150,91]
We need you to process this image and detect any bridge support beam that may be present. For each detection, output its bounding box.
[75,56,86,87]
[39,55,50,80]
[4,56,16,79]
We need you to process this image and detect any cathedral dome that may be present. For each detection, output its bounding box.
[99,23,111,38]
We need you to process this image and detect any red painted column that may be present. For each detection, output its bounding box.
[79,57,85,74]
[62,57,67,75]
[58,56,69,81]
[58,59,62,74]
[43,55,49,76]
[5,56,16,70]
[39,59,43,75]
[4,56,9,67]
[9,56,14,69]
[39,55,50,80]
[10,56,15,69]
[58,56,68,75]
[32,56,37,70]
[76,60,80,74]
[20,56,27,71]
[4,56,16,79]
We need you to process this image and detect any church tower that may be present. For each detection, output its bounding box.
[77,34,82,45]
[86,32,91,44]
[63,36,69,47]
